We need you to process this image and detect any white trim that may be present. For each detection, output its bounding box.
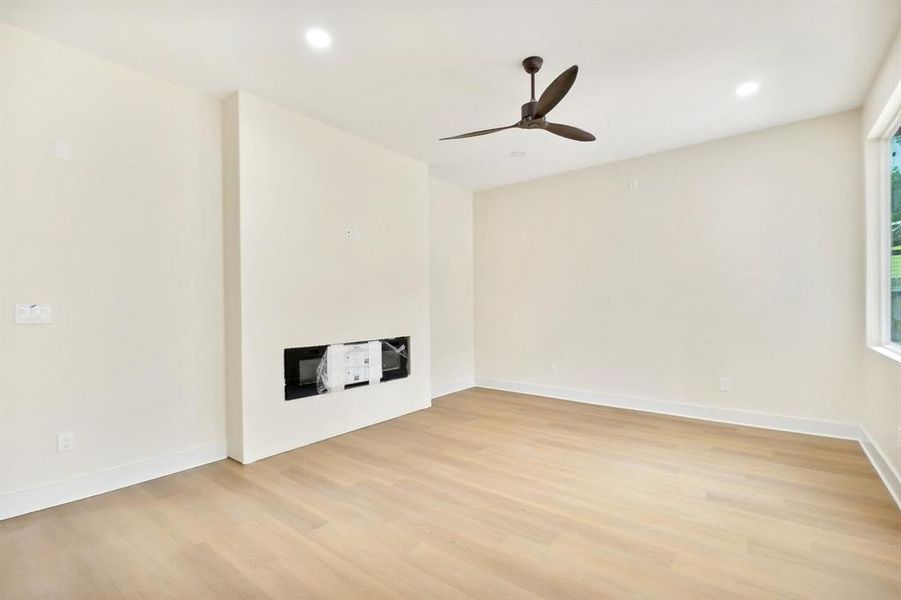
[868,343,901,364]
[474,377,900,510]
[0,441,227,521]
[865,103,901,349]
[866,78,901,140]
[431,377,475,399]
[242,401,431,464]
[859,426,901,509]
[475,377,860,439]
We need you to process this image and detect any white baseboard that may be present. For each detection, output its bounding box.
[432,376,475,399]
[0,441,227,521]
[243,400,432,465]
[474,377,860,438]
[474,376,900,510]
[859,427,901,509]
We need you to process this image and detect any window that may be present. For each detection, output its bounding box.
[888,127,901,347]
[866,98,901,361]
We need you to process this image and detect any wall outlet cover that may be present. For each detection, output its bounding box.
[54,140,71,160]
[57,432,75,453]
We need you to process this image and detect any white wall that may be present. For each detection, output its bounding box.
[861,27,901,484]
[223,91,431,464]
[475,111,864,426]
[2,20,894,518]
[429,177,474,397]
[0,26,226,507]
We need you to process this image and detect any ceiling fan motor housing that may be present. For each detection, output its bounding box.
[521,100,538,119]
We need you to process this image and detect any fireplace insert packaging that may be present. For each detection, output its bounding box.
[283,337,409,400]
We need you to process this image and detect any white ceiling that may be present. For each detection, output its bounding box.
[2,1,900,190]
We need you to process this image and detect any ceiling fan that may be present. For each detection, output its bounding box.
[440,56,596,142]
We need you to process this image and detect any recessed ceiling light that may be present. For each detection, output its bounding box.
[509,151,526,158]
[305,28,332,50]
[734,81,760,98]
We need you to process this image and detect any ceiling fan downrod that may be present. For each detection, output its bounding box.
[522,56,542,120]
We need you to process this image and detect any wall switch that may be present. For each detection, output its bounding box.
[14,304,53,324]
[897,425,901,448]
[719,377,732,392]
[14,305,31,323]
[57,432,75,453]
[550,361,559,375]
[627,179,639,191]
[31,305,52,323]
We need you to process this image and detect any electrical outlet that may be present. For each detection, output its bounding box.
[550,361,559,375]
[627,179,639,191]
[54,140,71,160]
[57,432,75,453]
[344,226,362,242]
[719,377,732,392]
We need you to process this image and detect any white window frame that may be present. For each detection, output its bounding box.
[875,109,901,358]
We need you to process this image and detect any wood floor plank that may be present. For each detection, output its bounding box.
[2,387,898,599]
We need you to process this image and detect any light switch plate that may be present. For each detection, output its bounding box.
[14,304,31,324]
[31,305,53,323]
[15,304,53,324]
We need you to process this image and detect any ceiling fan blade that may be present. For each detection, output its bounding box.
[440,124,517,140]
[534,65,578,118]
[543,122,596,142]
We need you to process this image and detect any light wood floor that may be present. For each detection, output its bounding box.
[2,388,899,599]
